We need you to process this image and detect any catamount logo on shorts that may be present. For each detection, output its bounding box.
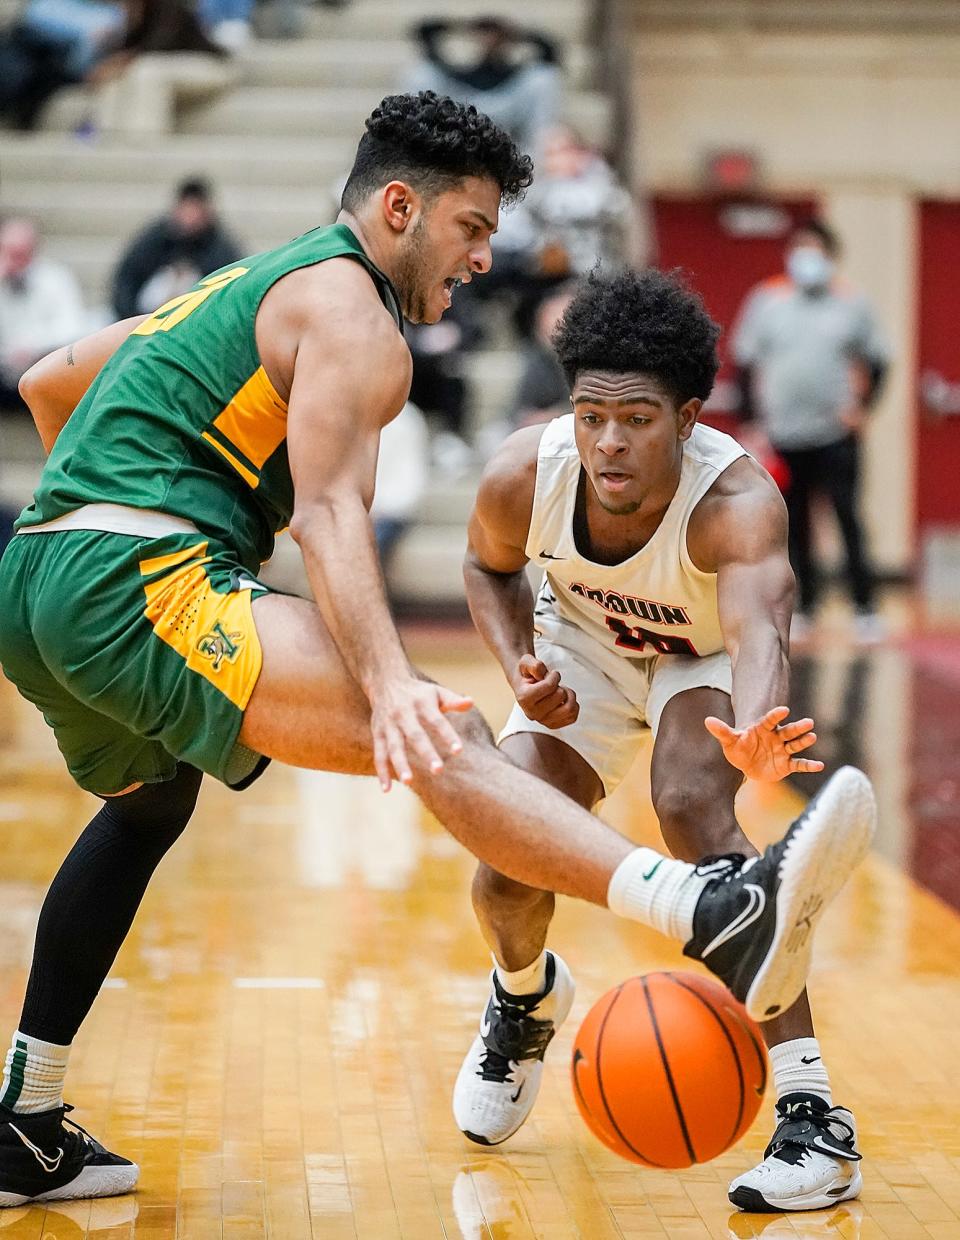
[197,620,244,671]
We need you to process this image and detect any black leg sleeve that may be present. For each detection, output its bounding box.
[18,765,203,1045]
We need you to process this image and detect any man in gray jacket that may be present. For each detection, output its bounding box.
[732,219,889,640]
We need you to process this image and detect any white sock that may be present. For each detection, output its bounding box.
[769,1037,832,1106]
[607,848,707,942]
[494,950,548,997]
[0,1031,71,1114]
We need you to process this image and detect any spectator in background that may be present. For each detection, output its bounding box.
[91,0,231,137]
[732,218,890,641]
[371,401,430,581]
[112,177,241,318]
[405,17,560,160]
[406,293,481,473]
[196,0,253,51]
[0,0,126,129]
[465,126,639,345]
[522,124,641,277]
[509,282,574,429]
[0,217,87,411]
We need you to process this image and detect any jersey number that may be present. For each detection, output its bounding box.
[606,616,698,657]
[132,266,249,336]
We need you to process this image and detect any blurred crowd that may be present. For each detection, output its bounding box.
[0,7,892,627]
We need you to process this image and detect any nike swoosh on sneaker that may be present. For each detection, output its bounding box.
[9,1123,64,1173]
[510,1082,524,1103]
[811,1134,857,1160]
[699,883,766,958]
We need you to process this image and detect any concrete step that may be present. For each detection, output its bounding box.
[0,132,354,189]
[178,81,611,146]
[3,181,337,248]
[180,83,383,139]
[303,0,588,42]
[239,38,594,91]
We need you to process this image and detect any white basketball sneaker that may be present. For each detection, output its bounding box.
[728,1094,862,1212]
[453,952,575,1146]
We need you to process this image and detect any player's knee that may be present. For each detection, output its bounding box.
[652,782,728,861]
[472,862,549,913]
[102,762,202,842]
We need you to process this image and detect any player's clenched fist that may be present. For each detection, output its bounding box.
[511,654,579,729]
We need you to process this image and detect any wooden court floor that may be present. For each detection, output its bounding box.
[1,622,959,1240]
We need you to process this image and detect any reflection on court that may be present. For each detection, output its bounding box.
[0,625,959,1238]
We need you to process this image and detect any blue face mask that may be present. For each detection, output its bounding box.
[787,246,834,290]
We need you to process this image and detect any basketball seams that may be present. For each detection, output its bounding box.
[722,1002,769,1100]
[640,976,697,1166]
[591,982,668,1168]
[663,973,746,1152]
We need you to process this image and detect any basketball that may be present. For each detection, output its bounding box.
[571,971,767,1168]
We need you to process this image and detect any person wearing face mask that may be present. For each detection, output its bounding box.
[732,220,890,641]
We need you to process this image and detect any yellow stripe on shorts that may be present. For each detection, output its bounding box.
[140,544,262,710]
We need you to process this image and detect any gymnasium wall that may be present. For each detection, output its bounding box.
[628,24,960,574]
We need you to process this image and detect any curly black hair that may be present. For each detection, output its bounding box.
[341,91,533,211]
[552,267,721,404]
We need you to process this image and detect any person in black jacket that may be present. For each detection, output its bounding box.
[111,177,242,319]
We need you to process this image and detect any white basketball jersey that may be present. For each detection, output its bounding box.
[525,416,746,660]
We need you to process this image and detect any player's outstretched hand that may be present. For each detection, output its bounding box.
[512,654,579,730]
[704,706,824,782]
[371,678,473,791]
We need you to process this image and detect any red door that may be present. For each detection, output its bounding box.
[651,197,817,434]
[916,202,960,535]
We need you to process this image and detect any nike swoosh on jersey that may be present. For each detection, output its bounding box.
[538,551,566,561]
[9,1124,64,1173]
[699,884,766,958]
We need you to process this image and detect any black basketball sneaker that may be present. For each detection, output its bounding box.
[683,766,875,1021]
[0,1103,138,1207]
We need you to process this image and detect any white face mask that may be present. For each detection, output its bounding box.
[787,246,834,290]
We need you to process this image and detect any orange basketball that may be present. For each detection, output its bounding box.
[571,971,767,1167]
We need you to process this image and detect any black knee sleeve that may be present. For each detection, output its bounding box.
[19,764,202,1044]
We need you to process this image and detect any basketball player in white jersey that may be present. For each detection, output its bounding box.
[454,268,863,1213]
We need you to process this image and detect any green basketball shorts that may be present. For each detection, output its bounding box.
[0,529,273,795]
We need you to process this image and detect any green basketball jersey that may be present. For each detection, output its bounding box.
[18,223,403,571]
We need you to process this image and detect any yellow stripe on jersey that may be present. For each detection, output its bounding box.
[211,366,289,473]
[201,432,260,489]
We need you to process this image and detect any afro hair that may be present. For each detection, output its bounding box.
[342,91,533,212]
[552,267,721,404]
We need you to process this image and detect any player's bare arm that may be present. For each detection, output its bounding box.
[464,425,579,729]
[689,456,822,780]
[18,314,148,454]
[259,259,472,791]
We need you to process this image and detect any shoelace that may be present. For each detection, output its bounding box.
[59,1104,95,1159]
[694,852,746,881]
[766,1099,859,1166]
[477,996,555,1084]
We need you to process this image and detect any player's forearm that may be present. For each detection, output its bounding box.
[293,498,412,697]
[19,314,147,454]
[728,621,790,727]
[463,555,535,685]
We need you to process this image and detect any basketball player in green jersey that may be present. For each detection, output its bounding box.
[0,93,874,1206]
